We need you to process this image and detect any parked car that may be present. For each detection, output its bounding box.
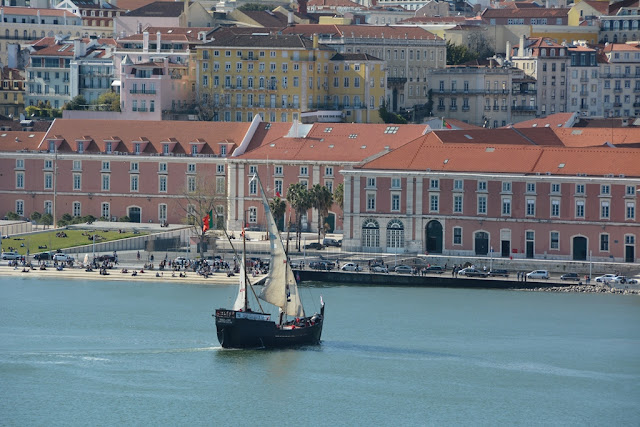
[34,252,54,261]
[304,242,325,250]
[526,270,550,280]
[340,262,361,272]
[628,279,639,285]
[560,273,581,281]
[96,254,116,262]
[595,274,617,283]
[323,238,342,247]
[488,269,509,277]
[610,276,627,284]
[394,265,413,274]
[289,260,304,269]
[424,265,446,274]
[53,253,74,262]
[174,257,188,265]
[458,268,488,277]
[309,261,334,270]
[1,251,20,260]
[370,264,388,273]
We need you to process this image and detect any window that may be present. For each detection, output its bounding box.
[453,227,462,245]
[44,160,53,170]
[73,160,81,171]
[627,202,636,220]
[454,179,463,191]
[601,184,610,195]
[430,179,439,190]
[366,193,376,210]
[502,197,511,215]
[274,166,283,176]
[325,180,333,193]
[131,162,139,172]
[600,234,609,251]
[391,178,401,189]
[391,194,400,211]
[274,179,283,196]
[386,220,405,249]
[576,184,585,194]
[526,182,536,193]
[362,219,380,248]
[551,199,560,217]
[248,207,257,223]
[188,176,196,192]
[249,178,257,195]
[216,164,225,175]
[502,181,512,193]
[478,181,487,191]
[188,164,196,173]
[16,200,24,216]
[430,194,439,212]
[216,177,225,194]
[367,177,376,188]
[601,201,610,219]
[73,174,81,190]
[526,199,536,216]
[626,185,636,196]
[551,183,561,193]
[454,195,463,213]
[45,173,53,189]
[576,200,585,218]
[101,203,110,220]
[73,202,81,217]
[159,204,167,222]
[131,175,139,192]
[300,166,308,176]
[159,163,167,172]
[159,176,167,193]
[478,195,487,214]
[102,161,110,171]
[102,174,110,191]
[550,231,559,250]
[325,166,333,176]
[249,165,257,175]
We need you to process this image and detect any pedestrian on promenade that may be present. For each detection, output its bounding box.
[137,251,140,260]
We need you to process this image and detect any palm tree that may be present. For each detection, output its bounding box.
[310,184,333,242]
[269,196,287,232]
[286,183,312,250]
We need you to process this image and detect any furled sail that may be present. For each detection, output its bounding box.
[232,259,247,311]
[256,175,305,317]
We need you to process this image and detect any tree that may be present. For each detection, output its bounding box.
[269,197,287,232]
[446,40,476,65]
[6,211,20,220]
[310,184,333,242]
[63,95,88,111]
[41,213,53,227]
[378,105,408,124]
[30,211,42,225]
[94,91,120,112]
[176,175,227,260]
[238,3,277,11]
[286,183,312,251]
[334,183,344,211]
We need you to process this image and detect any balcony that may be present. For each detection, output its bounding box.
[437,105,445,111]
[501,106,508,111]
[634,102,640,107]
[580,91,589,96]
[449,106,457,111]
[462,106,470,111]
[512,90,537,95]
[580,77,589,82]
[614,102,622,107]
[512,105,537,111]
[493,106,500,111]
[387,77,408,86]
[129,89,157,94]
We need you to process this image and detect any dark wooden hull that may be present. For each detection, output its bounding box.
[215,309,323,349]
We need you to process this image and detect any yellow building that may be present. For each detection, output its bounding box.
[530,24,599,45]
[195,29,386,123]
[0,67,25,118]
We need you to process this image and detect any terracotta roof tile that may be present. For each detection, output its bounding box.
[553,128,640,148]
[512,112,577,129]
[0,131,47,151]
[35,119,252,156]
[1,6,75,17]
[282,24,440,40]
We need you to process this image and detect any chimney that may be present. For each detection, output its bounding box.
[288,11,293,26]
[37,10,40,22]
[297,0,307,15]
[505,41,511,61]
[143,30,149,53]
[73,39,86,58]
[156,31,161,53]
[519,34,526,56]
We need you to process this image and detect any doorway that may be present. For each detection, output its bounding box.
[572,236,587,261]
[128,206,141,223]
[425,220,443,254]
[475,231,489,255]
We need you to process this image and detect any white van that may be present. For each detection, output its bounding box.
[526,270,549,279]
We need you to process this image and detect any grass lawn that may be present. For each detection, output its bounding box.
[1,229,147,255]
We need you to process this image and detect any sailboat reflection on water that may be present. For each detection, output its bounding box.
[214,174,325,349]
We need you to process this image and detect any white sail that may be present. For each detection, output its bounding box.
[232,259,247,311]
[257,176,305,317]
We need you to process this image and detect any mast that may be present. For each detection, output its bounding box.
[242,218,248,311]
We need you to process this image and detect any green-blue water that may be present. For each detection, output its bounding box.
[1,277,639,426]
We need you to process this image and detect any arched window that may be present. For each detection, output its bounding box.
[354,95,361,108]
[386,219,404,249]
[259,76,265,89]
[362,218,380,248]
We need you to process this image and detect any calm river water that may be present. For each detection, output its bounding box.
[1,276,639,426]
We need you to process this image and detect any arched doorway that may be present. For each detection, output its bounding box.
[475,231,489,255]
[361,218,380,250]
[128,206,141,223]
[425,220,443,254]
[572,236,587,261]
[386,219,405,252]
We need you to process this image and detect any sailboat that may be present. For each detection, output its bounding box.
[214,174,325,349]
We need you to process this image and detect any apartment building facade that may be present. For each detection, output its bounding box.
[566,43,601,117]
[600,42,640,118]
[0,67,25,117]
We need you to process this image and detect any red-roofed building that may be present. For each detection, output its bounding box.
[340,128,640,263]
